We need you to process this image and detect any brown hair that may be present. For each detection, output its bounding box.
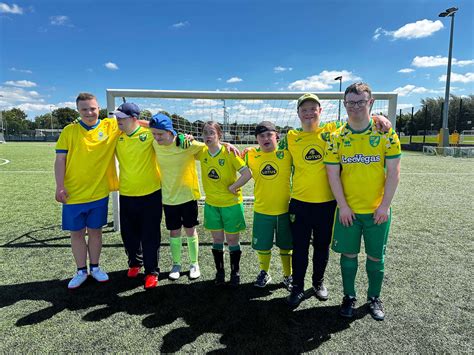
[344,82,372,100]
[76,92,97,105]
[202,121,223,140]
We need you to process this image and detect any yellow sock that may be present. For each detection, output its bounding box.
[257,250,271,272]
[280,249,292,277]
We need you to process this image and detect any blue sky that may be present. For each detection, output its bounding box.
[1,0,473,119]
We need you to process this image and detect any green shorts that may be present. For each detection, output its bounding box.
[204,203,246,234]
[252,212,292,250]
[331,208,391,259]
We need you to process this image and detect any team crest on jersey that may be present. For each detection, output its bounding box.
[276,151,284,159]
[370,136,380,147]
[218,159,225,166]
[303,145,323,163]
[139,133,147,142]
[208,168,220,180]
[260,162,278,180]
[118,137,124,142]
[344,139,352,147]
[289,214,296,223]
[98,130,105,140]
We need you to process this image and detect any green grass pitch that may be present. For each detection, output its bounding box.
[0,142,472,352]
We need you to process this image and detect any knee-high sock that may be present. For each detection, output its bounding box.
[341,254,358,297]
[366,258,384,298]
[186,235,199,264]
[257,250,271,272]
[170,237,182,265]
[279,249,292,277]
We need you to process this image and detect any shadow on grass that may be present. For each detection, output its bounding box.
[0,270,364,352]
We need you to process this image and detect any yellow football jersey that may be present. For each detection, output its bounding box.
[324,120,401,213]
[115,126,161,197]
[55,118,120,204]
[245,147,292,215]
[197,145,246,207]
[281,122,338,203]
[153,140,204,205]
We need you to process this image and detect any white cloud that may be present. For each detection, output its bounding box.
[412,55,474,68]
[57,101,76,108]
[288,70,361,91]
[239,100,264,105]
[226,77,243,83]
[274,66,293,73]
[374,19,443,40]
[438,72,474,83]
[104,62,119,70]
[50,15,72,26]
[0,2,23,14]
[393,84,443,97]
[171,21,189,29]
[9,67,32,74]
[398,68,414,73]
[4,80,37,88]
[191,99,221,107]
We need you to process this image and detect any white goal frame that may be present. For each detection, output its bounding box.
[106,89,398,231]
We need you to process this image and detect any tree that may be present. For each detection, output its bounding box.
[52,107,79,128]
[140,110,152,120]
[2,108,29,135]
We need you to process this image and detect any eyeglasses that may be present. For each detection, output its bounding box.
[344,100,369,108]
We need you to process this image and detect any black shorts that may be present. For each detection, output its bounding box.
[163,200,199,230]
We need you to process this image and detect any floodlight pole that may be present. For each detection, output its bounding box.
[49,105,54,132]
[439,7,458,147]
[334,76,342,121]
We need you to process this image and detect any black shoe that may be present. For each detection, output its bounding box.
[313,283,328,301]
[214,270,225,286]
[286,289,305,309]
[339,295,357,318]
[254,270,272,288]
[229,272,240,287]
[367,297,385,321]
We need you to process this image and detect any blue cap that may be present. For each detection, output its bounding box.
[149,113,177,136]
[112,102,140,119]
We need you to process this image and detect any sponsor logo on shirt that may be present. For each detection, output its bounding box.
[342,154,381,164]
[208,168,220,180]
[303,146,323,163]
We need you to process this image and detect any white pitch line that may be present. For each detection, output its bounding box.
[0,158,10,166]
[401,172,474,175]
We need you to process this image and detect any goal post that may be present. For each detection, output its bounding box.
[106,89,398,230]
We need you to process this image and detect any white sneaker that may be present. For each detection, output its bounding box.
[169,264,181,280]
[189,264,201,280]
[68,269,88,289]
[90,266,109,283]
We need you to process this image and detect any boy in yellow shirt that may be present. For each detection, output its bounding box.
[55,93,119,289]
[325,82,401,321]
[244,121,293,289]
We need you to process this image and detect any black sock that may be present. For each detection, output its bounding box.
[89,263,99,270]
[77,266,87,272]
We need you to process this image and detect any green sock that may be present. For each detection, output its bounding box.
[170,237,182,265]
[187,235,199,264]
[212,243,224,251]
[366,258,385,298]
[341,255,358,297]
[257,250,271,272]
[228,244,241,252]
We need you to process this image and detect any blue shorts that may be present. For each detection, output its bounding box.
[62,197,109,231]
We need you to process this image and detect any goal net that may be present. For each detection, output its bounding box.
[106,89,398,230]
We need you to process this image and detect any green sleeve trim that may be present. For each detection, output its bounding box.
[323,161,340,165]
[386,154,401,159]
